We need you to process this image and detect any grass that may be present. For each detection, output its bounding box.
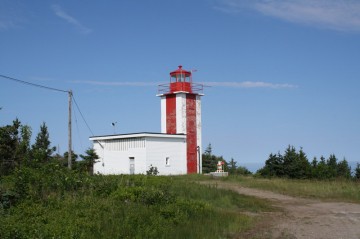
[0,166,274,239]
[222,175,360,203]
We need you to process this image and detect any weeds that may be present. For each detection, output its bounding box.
[0,165,272,238]
[226,175,360,203]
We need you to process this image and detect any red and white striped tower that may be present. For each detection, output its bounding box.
[157,66,204,174]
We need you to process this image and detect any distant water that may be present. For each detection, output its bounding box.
[238,162,264,173]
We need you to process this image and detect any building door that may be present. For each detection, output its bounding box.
[129,157,135,175]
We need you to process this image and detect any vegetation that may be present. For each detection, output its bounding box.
[0,119,273,238]
[0,119,97,176]
[257,145,355,180]
[202,144,251,175]
[2,119,359,238]
[202,144,227,173]
[224,176,360,203]
[0,164,273,238]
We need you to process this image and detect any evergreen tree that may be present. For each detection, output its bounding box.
[202,143,216,173]
[355,163,360,180]
[204,143,212,155]
[310,157,318,178]
[295,147,311,179]
[79,148,99,175]
[0,119,21,175]
[228,158,237,174]
[316,156,329,179]
[327,154,338,178]
[201,143,228,173]
[16,125,32,166]
[236,166,252,175]
[31,122,56,163]
[258,153,284,177]
[63,150,78,168]
[336,158,351,179]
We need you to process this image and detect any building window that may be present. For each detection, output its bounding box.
[165,157,170,166]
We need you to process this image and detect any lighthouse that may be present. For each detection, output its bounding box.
[157,66,204,174]
[90,66,204,175]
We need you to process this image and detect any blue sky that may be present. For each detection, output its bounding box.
[1,0,360,170]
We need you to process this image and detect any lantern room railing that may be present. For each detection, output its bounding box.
[157,82,204,95]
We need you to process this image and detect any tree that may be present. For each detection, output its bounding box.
[16,125,32,166]
[204,143,212,155]
[228,158,237,174]
[236,166,252,175]
[202,143,217,173]
[0,119,21,175]
[79,148,99,175]
[258,153,284,177]
[31,122,56,163]
[355,163,360,181]
[327,154,338,178]
[336,158,351,179]
[310,157,318,178]
[202,143,228,173]
[258,146,311,179]
[315,156,329,179]
[63,150,78,168]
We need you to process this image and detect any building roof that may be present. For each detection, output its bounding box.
[89,132,186,141]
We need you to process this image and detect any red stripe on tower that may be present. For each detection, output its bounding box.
[186,94,197,173]
[166,95,177,134]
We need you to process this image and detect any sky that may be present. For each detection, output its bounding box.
[1,0,360,171]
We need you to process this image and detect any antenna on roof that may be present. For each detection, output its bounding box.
[112,122,117,134]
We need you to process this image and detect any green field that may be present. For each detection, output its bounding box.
[0,166,273,239]
[3,164,359,239]
[222,175,360,203]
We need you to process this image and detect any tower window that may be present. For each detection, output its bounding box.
[165,157,170,166]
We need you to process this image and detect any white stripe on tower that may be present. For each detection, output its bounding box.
[176,93,187,134]
[160,96,167,133]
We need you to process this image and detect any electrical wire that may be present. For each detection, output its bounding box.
[0,74,69,93]
[73,104,84,150]
[72,94,95,136]
[1,73,98,152]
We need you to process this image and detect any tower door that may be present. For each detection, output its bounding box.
[129,157,135,175]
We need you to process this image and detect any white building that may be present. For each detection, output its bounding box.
[90,133,187,175]
[90,66,204,175]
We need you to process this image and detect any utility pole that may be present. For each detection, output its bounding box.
[68,90,72,169]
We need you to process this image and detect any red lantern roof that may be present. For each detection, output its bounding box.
[170,65,191,77]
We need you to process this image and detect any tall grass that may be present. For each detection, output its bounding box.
[0,165,273,238]
[225,176,360,203]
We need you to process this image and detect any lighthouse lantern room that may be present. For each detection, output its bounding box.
[157,66,204,174]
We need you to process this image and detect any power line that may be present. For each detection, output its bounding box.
[0,74,68,93]
[1,73,97,158]
[73,104,84,150]
[72,95,95,136]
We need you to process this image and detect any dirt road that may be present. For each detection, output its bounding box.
[207,182,360,239]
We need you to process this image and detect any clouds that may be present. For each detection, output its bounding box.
[72,80,297,89]
[216,0,360,32]
[71,81,158,87]
[203,81,297,89]
[51,4,92,34]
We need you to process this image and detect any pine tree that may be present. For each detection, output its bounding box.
[228,158,237,174]
[31,122,56,163]
[16,125,32,166]
[327,154,338,178]
[336,158,351,179]
[355,163,360,180]
[0,119,21,174]
[79,148,99,175]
